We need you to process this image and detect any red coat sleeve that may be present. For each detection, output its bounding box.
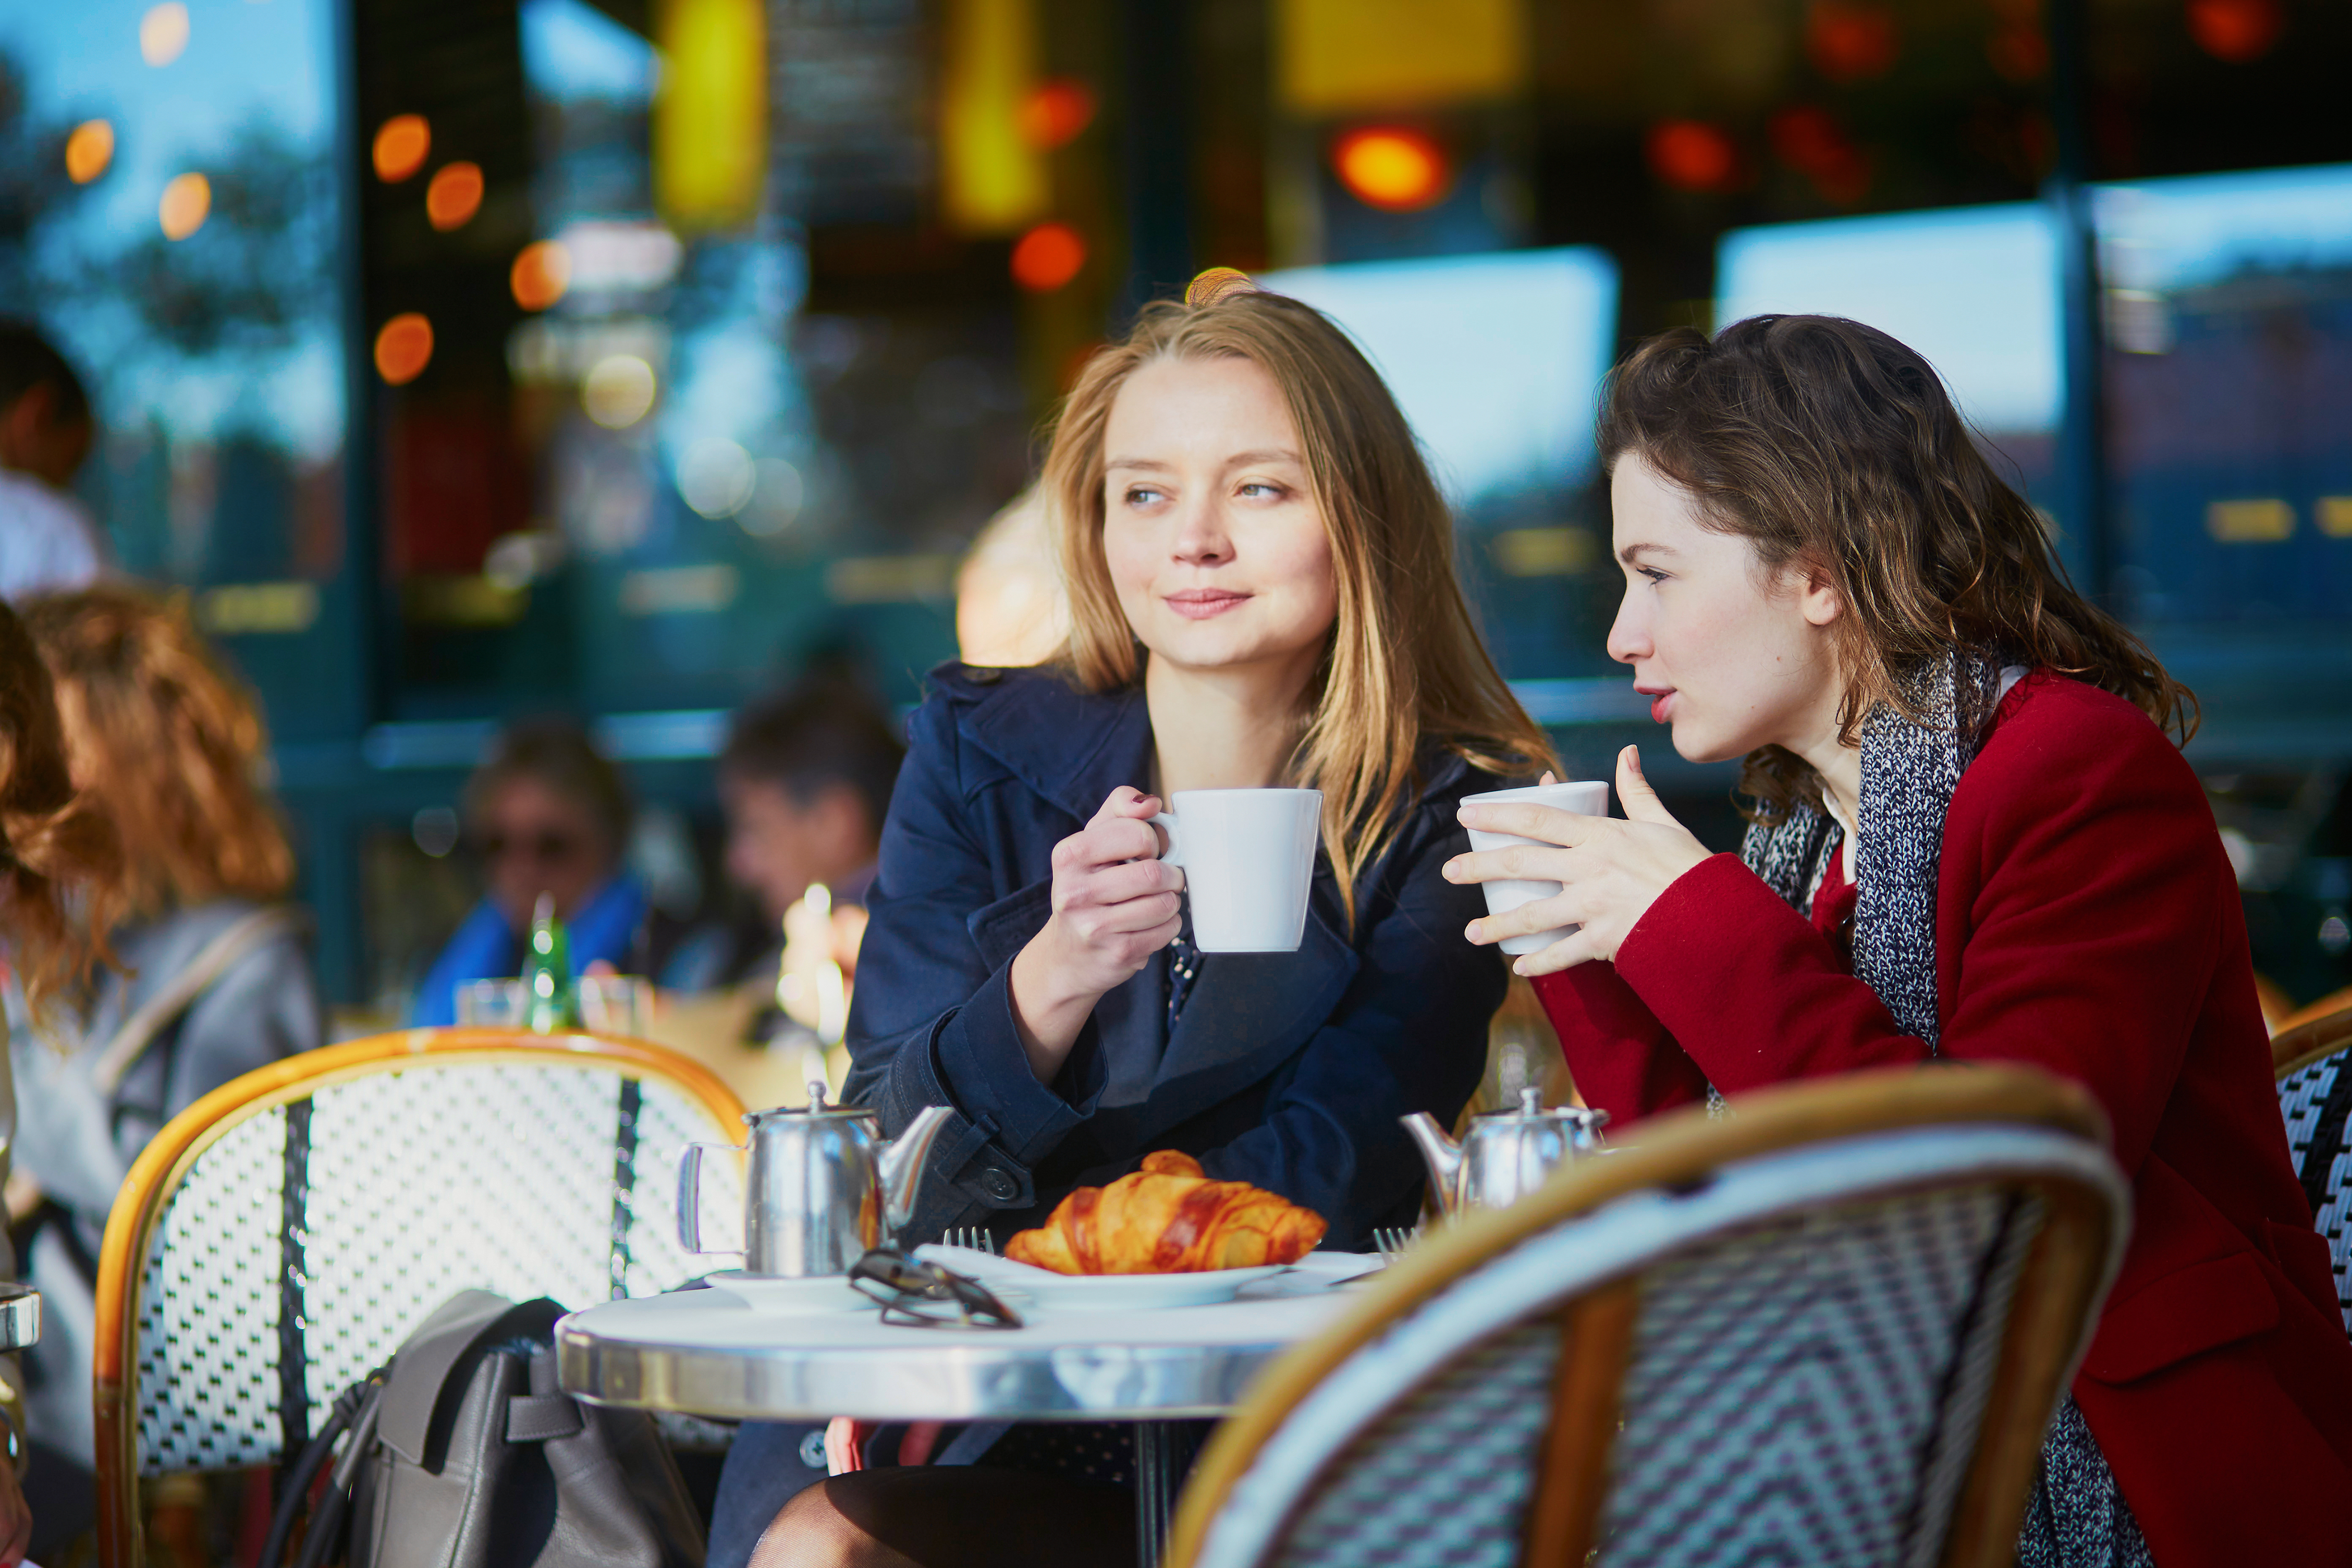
[1560,683,2225,1178]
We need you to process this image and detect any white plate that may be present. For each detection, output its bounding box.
[702,1271,869,1313]
[912,1245,1291,1311]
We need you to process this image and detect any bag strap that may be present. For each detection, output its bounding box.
[89,905,303,1096]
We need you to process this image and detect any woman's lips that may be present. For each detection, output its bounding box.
[1645,689,1675,724]
[1165,589,1251,620]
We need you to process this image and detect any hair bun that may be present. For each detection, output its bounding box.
[1185,267,1259,307]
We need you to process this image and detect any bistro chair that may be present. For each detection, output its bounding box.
[2273,1002,2352,1333]
[91,1026,748,1567]
[1170,1064,2127,1568]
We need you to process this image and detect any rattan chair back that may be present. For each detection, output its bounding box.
[2273,1006,2352,1334]
[91,1027,747,1566]
[1171,1065,2127,1568]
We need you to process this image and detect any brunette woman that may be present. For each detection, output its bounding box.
[719,273,1551,1567]
[0,598,121,1563]
[10,587,323,1529]
[1448,315,2351,1566]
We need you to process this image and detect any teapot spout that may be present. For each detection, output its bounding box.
[879,1105,957,1233]
[1398,1112,1463,1217]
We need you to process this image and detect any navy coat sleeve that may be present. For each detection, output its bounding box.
[843,692,1106,1220]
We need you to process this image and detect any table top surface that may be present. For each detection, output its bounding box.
[557,1262,1369,1422]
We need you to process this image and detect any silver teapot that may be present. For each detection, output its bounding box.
[1401,1088,1608,1219]
[678,1082,954,1277]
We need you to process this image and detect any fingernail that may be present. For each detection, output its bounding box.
[1464,922,1481,943]
[1512,958,1530,976]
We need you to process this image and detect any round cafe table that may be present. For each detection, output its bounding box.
[556,1261,1371,1567]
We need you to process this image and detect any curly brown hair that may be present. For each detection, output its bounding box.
[0,601,121,1011]
[1598,315,2195,824]
[22,586,293,916]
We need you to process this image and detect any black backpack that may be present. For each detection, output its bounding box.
[264,1291,705,1568]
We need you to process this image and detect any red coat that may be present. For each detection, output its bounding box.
[1533,672,2352,1567]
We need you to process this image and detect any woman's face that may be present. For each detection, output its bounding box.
[1606,451,1844,764]
[1099,354,1337,684]
[474,775,615,927]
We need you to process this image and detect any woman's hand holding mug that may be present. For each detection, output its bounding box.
[1009,786,1185,1077]
[1447,746,1712,974]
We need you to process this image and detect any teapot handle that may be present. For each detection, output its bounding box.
[677,1141,744,1254]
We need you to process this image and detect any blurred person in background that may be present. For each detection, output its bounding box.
[0,323,105,603]
[718,673,904,941]
[412,718,650,1025]
[0,598,119,1564]
[953,488,1067,670]
[8,586,322,1541]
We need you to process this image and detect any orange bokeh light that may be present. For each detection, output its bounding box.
[1020,79,1097,151]
[65,120,115,185]
[1331,127,1451,213]
[374,314,434,386]
[426,161,485,230]
[1646,120,1739,193]
[158,173,211,240]
[2187,0,2284,62]
[373,115,430,182]
[510,240,572,311]
[1011,222,1087,292]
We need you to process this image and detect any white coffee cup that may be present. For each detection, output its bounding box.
[1461,780,1611,956]
[1152,788,1322,952]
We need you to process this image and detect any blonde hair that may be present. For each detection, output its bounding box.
[0,602,121,1012]
[24,586,295,916]
[1042,277,1553,918]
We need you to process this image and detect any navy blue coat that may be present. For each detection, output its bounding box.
[844,663,1509,1251]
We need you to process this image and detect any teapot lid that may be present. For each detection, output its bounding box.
[1475,1087,1610,1125]
[744,1082,877,1123]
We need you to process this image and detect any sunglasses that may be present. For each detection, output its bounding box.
[474,829,587,865]
[848,1247,1024,1330]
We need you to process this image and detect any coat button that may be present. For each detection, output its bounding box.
[979,1168,1018,1201]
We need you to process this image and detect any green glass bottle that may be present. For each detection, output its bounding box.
[521,892,579,1033]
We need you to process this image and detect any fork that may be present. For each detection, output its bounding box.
[1372,1225,1423,1264]
[941,1227,998,1255]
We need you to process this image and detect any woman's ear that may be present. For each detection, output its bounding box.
[1797,560,1843,629]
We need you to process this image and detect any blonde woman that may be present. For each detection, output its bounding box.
[10,587,322,1532]
[714,274,1552,1568]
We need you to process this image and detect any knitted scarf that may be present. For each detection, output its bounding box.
[1738,650,2008,1047]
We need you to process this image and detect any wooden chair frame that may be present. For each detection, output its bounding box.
[1168,1064,2125,1568]
[2273,1004,2352,1082]
[91,1026,746,1566]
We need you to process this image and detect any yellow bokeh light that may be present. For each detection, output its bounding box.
[372,114,430,182]
[374,314,434,386]
[583,356,657,428]
[140,2,190,66]
[158,173,211,241]
[425,162,485,230]
[510,240,571,311]
[65,120,115,185]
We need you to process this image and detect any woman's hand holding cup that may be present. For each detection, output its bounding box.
[1009,786,1185,1078]
[1447,747,1711,975]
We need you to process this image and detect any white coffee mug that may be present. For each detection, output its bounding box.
[1152,788,1322,952]
[1461,780,1611,956]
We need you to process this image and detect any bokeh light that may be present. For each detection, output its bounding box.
[139,3,190,67]
[679,437,757,518]
[1805,1,1900,83]
[372,115,431,182]
[1010,222,1087,292]
[374,314,434,385]
[2187,0,2284,62]
[510,240,571,311]
[1331,127,1452,213]
[158,173,211,240]
[1646,120,1739,193]
[65,120,115,185]
[1020,80,1097,150]
[583,355,657,427]
[426,162,485,230]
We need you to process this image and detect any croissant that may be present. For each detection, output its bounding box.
[1005,1151,1327,1275]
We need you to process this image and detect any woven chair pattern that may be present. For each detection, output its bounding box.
[1271,1321,1559,1568]
[2276,1045,2352,1330]
[1598,1186,2037,1568]
[1251,1185,2037,1568]
[131,1060,740,1475]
